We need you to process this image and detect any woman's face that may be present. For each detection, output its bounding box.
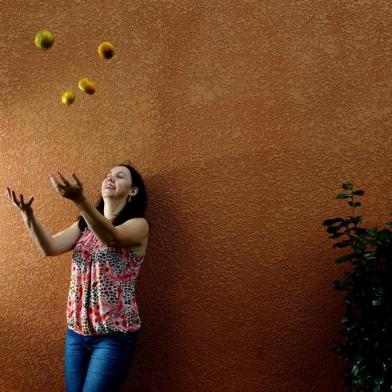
[101,166,133,199]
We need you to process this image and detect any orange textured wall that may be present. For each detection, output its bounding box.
[1,1,392,391]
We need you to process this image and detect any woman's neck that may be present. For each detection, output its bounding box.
[103,198,127,220]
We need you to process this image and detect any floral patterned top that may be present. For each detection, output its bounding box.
[66,225,144,336]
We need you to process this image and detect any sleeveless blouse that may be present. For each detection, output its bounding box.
[66,226,144,336]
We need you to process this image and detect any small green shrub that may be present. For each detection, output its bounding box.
[323,183,392,391]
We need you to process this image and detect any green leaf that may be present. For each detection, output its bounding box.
[331,346,342,353]
[375,377,384,385]
[348,216,362,225]
[353,241,365,252]
[372,299,383,306]
[329,232,344,239]
[333,240,352,248]
[352,190,365,196]
[367,228,378,237]
[351,364,359,376]
[323,218,344,226]
[327,225,343,234]
[342,182,353,190]
[353,227,367,235]
[377,230,392,240]
[362,252,376,261]
[337,193,352,199]
[349,201,362,208]
[334,280,347,291]
[374,287,385,295]
[335,253,355,264]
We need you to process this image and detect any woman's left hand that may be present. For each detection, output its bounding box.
[50,171,85,202]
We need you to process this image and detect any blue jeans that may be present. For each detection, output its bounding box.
[64,328,138,392]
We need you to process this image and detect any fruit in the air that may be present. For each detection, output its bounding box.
[61,90,76,105]
[78,78,96,94]
[35,30,55,50]
[98,41,114,59]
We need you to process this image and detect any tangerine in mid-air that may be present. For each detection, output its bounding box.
[61,90,76,106]
[35,30,55,50]
[78,78,96,94]
[98,41,115,59]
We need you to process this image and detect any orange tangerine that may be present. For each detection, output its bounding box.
[98,41,114,59]
[78,78,96,94]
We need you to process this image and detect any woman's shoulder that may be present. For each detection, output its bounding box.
[126,217,150,228]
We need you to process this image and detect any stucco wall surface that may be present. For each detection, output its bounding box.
[0,1,391,391]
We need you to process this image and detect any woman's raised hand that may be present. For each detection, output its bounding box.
[5,187,34,218]
[49,171,85,202]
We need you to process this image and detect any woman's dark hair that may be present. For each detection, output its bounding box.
[76,163,148,232]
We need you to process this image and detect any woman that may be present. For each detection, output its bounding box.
[5,163,149,392]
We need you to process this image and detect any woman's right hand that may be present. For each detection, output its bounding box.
[5,187,35,218]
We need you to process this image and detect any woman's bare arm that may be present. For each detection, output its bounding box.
[5,187,81,257]
[22,215,81,256]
